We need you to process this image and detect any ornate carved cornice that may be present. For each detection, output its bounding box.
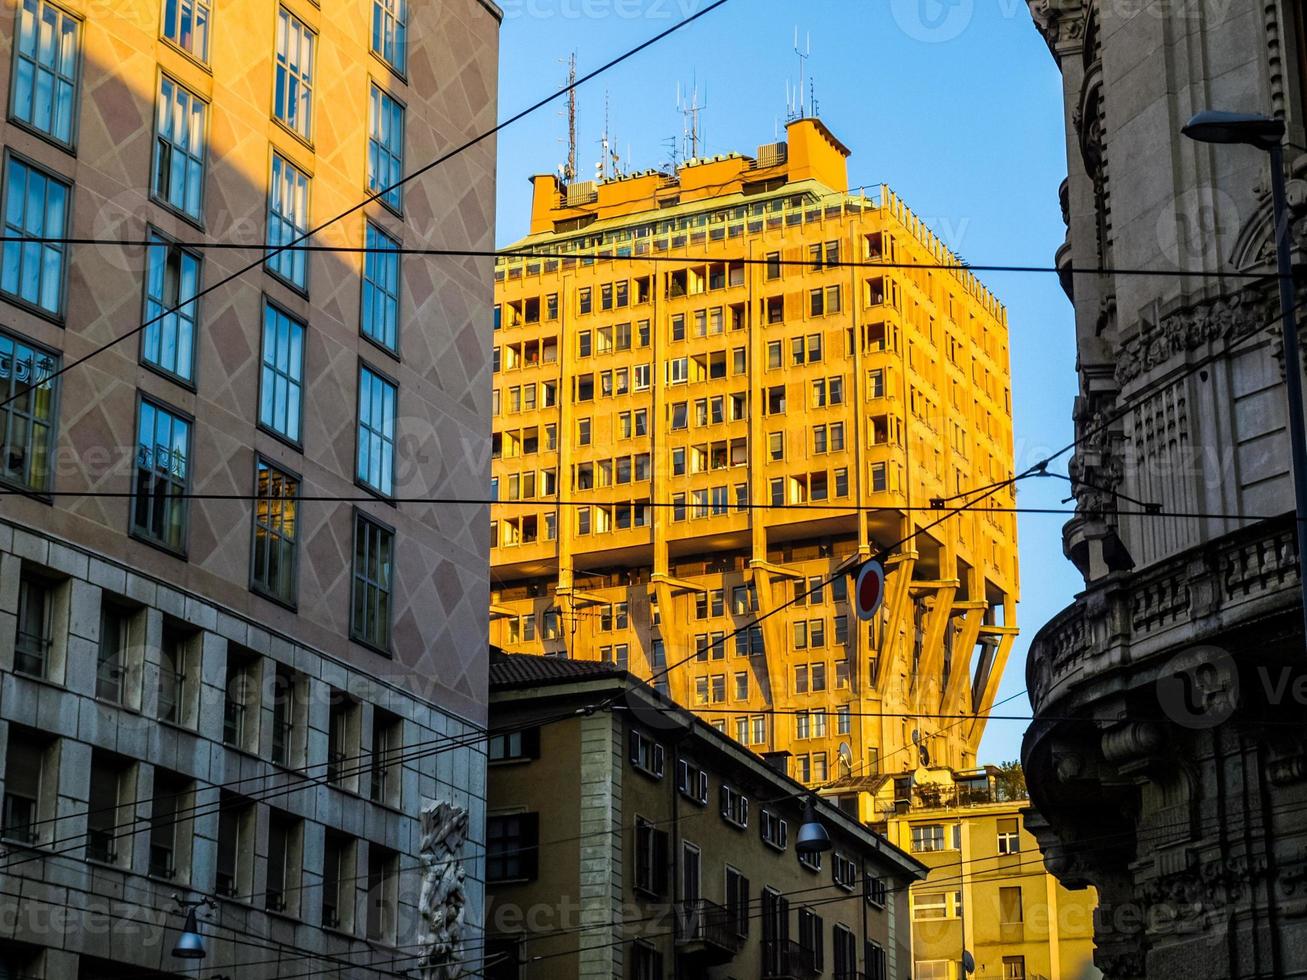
[1028,515,1299,714]
[1027,0,1088,58]
[1114,290,1274,388]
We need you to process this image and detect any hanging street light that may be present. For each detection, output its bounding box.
[170,897,215,961]
[795,795,833,855]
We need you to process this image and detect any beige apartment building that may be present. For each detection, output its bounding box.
[0,1,499,977]
[871,767,1099,980]
[485,650,927,980]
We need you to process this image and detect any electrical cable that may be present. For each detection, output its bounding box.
[0,0,733,412]
[0,709,579,871]
[0,486,1285,522]
[0,234,1291,282]
[11,284,1297,938]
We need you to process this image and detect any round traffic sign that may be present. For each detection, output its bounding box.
[854,560,885,621]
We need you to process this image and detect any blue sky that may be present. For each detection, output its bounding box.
[494,0,1084,764]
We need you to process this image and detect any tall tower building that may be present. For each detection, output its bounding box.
[0,1,499,977]
[491,118,1018,794]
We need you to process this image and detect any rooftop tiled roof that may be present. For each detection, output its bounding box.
[488,650,628,689]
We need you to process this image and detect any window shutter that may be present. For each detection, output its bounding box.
[720,784,729,817]
[698,770,708,805]
[653,743,665,777]
[519,812,541,880]
[814,914,825,970]
[739,874,751,937]
[653,829,669,895]
[952,824,962,850]
[780,819,789,848]
[520,726,541,759]
[629,729,640,765]
[741,797,749,826]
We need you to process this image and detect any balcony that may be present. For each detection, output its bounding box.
[763,939,819,979]
[675,899,741,964]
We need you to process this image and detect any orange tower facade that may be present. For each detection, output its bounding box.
[490,119,1019,788]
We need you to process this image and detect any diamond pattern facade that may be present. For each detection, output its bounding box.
[0,0,500,976]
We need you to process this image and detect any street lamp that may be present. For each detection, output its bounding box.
[1184,109,1307,643]
[170,897,215,961]
[795,796,832,855]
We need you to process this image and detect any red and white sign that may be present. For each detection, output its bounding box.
[854,560,886,621]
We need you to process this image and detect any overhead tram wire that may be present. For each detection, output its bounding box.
[17,297,1301,905]
[6,471,1031,876]
[0,706,583,872]
[0,0,734,412]
[198,871,960,980]
[0,700,502,836]
[83,783,1292,980]
[10,674,1259,980]
[12,285,1304,519]
[0,233,1292,282]
[3,467,1053,868]
[21,288,1304,872]
[150,869,903,979]
[7,659,1050,875]
[92,794,1248,980]
[0,486,1286,522]
[0,579,1083,877]
[417,825,1240,978]
[45,856,924,980]
[2,463,1019,873]
[26,675,1269,980]
[1029,296,1307,477]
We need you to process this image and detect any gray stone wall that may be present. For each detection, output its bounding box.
[1024,2,1307,978]
[0,519,487,978]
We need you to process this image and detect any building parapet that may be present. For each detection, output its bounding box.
[1027,513,1299,715]
[496,182,1005,321]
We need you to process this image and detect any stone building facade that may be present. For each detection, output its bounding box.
[485,651,926,979]
[875,766,1099,980]
[0,0,500,976]
[1024,2,1307,978]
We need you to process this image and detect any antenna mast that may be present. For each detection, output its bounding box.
[563,52,577,182]
[789,27,811,120]
[597,90,617,182]
[678,78,706,161]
